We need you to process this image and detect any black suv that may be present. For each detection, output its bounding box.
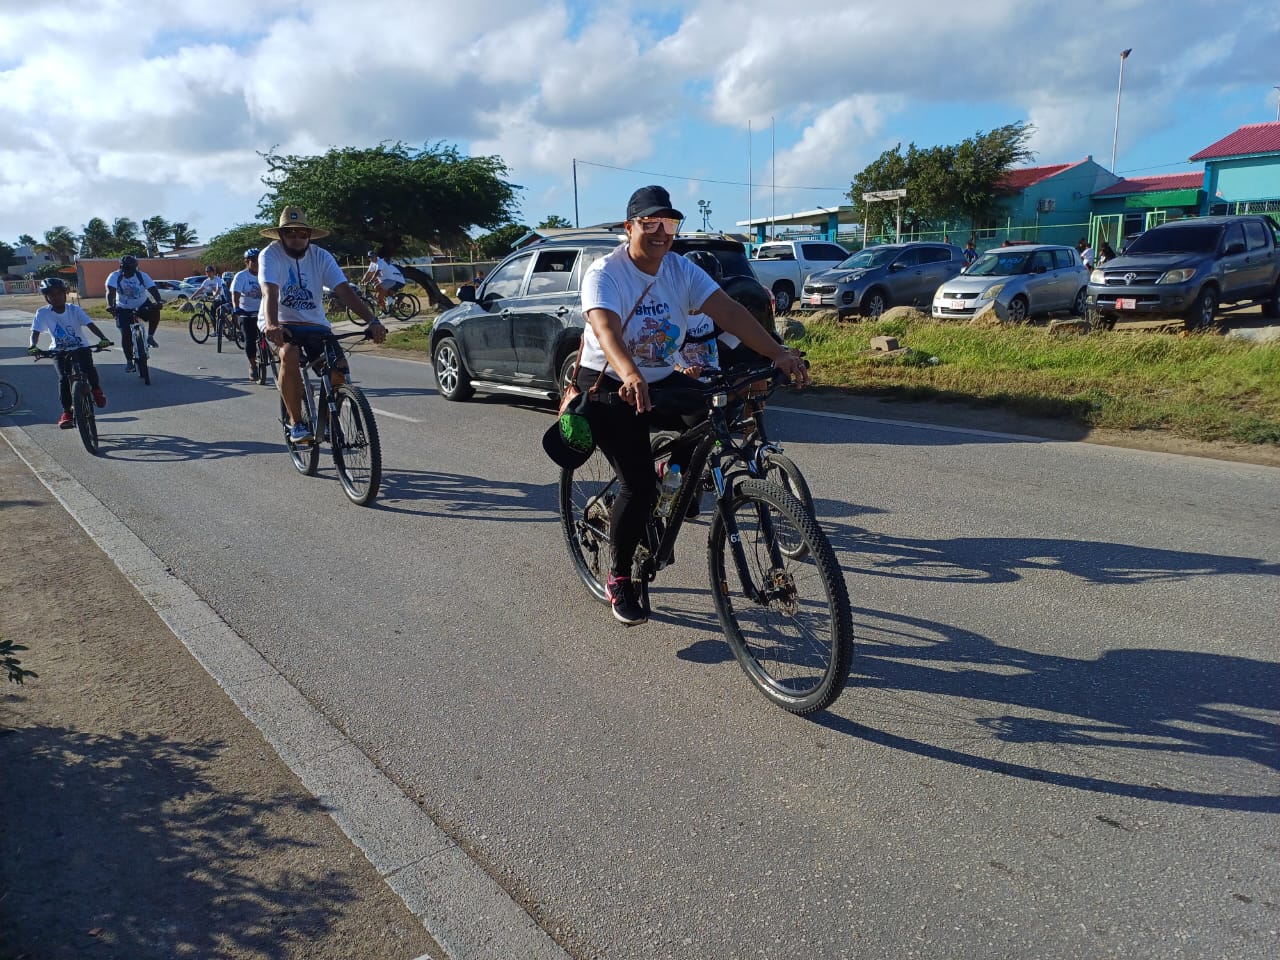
[429,231,773,402]
[1087,215,1280,330]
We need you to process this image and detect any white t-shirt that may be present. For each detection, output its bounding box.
[257,240,347,330]
[372,257,405,284]
[31,303,96,350]
[1080,246,1095,267]
[193,275,226,300]
[105,269,156,308]
[231,268,262,312]
[579,245,720,382]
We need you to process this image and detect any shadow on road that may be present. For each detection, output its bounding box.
[375,467,557,520]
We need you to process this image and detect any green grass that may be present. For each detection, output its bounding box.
[385,322,434,352]
[793,314,1280,445]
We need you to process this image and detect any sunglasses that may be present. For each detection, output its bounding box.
[280,228,311,238]
[634,217,681,236]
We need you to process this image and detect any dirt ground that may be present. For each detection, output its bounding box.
[0,445,441,960]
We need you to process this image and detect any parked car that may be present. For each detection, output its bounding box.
[748,239,850,313]
[802,241,964,320]
[183,275,205,288]
[153,279,197,303]
[1087,215,1280,330]
[429,232,774,403]
[933,244,1087,323]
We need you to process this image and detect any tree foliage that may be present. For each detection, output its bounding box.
[17,234,36,248]
[204,223,272,270]
[473,223,529,260]
[538,214,573,229]
[142,216,170,255]
[258,141,520,261]
[0,240,16,275]
[170,222,199,250]
[848,122,1035,239]
[35,226,79,265]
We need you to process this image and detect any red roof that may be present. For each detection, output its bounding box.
[997,162,1076,193]
[1189,122,1280,161]
[1093,173,1204,197]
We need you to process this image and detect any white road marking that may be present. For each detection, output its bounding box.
[370,407,422,423]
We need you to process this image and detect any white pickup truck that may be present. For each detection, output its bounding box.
[749,239,851,312]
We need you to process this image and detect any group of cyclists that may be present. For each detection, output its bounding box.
[25,189,808,630]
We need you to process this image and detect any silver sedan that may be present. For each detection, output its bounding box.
[932,244,1088,323]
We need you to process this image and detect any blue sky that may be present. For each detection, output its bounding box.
[2,0,1278,249]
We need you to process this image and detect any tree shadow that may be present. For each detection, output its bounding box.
[814,606,1280,811]
[0,725,367,956]
[375,468,558,520]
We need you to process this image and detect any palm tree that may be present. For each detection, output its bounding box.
[143,215,170,256]
[17,234,36,248]
[170,222,198,251]
[112,217,141,248]
[34,226,79,265]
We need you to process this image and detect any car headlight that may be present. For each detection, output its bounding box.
[981,283,1005,300]
[1156,268,1197,284]
[1089,268,1105,284]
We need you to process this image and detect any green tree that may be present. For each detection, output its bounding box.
[80,217,115,258]
[473,223,528,259]
[204,222,271,269]
[849,122,1035,240]
[0,240,16,275]
[112,217,141,249]
[258,141,520,261]
[17,234,36,248]
[142,215,170,255]
[170,222,199,250]
[34,226,79,265]
[538,215,573,229]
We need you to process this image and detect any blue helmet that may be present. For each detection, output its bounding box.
[243,247,260,259]
[39,277,68,293]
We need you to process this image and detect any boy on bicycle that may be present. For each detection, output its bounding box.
[104,254,163,372]
[27,278,111,428]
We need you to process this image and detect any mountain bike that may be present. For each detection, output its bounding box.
[34,344,110,455]
[214,300,244,353]
[273,326,382,506]
[559,363,853,715]
[188,298,214,343]
[113,306,152,385]
[0,379,19,414]
[358,281,420,322]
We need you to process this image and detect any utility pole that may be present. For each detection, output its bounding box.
[1111,48,1132,173]
[697,200,712,232]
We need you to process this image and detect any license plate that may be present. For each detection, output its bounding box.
[809,294,821,305]
[1117,297,1137,310]
[948,299,967,309]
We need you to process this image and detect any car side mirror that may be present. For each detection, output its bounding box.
[1032,264,1048,274]
[1223,240,1246,256]
[889,261,905,272]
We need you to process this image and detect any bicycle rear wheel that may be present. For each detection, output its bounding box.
[345,296,373,326]
[707,478,852,715]
[0,380,19,414]
[331,384,381,505]
[392,292,420,320]
[280,396,320,475]
[559,448,619,603]
[763,452,814,560]
[189,310,210,343]
[73,381,99,456]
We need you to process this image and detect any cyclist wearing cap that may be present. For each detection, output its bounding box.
[577,185,810,626]
[257,206,386,445]
[192,264,228,304]
[27,278,112,428]
[104,254,163,372]
[358,248,407,317]
[231,248,264,381]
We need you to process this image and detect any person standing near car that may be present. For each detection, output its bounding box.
[231,248,264,381]
[104,253,163,373]
[575,185,809,626]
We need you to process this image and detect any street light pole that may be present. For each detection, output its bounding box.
[1111,48,1132,173]
[1275,85,1280,122]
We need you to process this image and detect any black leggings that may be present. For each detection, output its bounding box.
[55,348,100,411]
[238,312,260,362]
[577,367,703,577]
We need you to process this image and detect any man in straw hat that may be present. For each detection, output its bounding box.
[258,206,386,445]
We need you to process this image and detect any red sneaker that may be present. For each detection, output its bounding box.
[92,387,107,409]
[57,411,74,429]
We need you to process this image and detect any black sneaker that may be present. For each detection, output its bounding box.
[606,574,646,625]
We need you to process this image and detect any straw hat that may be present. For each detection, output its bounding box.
[260,206,331,240]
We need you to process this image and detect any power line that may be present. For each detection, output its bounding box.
[573,158,844,192]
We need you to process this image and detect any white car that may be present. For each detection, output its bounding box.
[154,279,198,303]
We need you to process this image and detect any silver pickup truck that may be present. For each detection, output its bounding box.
[748,239,850,313]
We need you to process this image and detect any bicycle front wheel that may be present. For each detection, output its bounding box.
[708,478,852,715]
[132,326,150,385]
[280,396,320,475]
[331,384,381,505]
[0,380,19,414]
[73,381,99,455]
[345,297,372,326]
[763,452,814,560]
[392,292,420,321]
[189,311,209,343]
[559,448,619,603]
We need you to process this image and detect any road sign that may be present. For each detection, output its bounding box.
[862,189,907,201]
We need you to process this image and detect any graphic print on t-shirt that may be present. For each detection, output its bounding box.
[627,296,682,367]
[280,262,316,313]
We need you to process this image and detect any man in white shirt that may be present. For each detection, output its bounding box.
[358,249,407,317]
[231,248,265,382]
[258,206,385,445]
[104,254,163,372]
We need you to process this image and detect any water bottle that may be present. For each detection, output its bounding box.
[655,463,682,518]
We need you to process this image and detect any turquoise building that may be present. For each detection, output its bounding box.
[1188,121,1280,217]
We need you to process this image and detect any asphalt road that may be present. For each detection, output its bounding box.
[2,310,1278,959]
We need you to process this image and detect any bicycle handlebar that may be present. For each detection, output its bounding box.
[593,361,791,413]
[32,344,111,360]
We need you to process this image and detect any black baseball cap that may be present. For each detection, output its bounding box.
[627,185,684,221]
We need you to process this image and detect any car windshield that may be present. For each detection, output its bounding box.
[836,248,898,270]
[710,249,754,278]
[966,251,1031,277]
[1124,224,1224,255]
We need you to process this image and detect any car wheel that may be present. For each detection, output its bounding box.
[558,350,580,402]
[772,284,794,314]
[1007,295,1029,324]
[1183,286,1218,332]
[432,336,474,401]
[1262,279,1280,319]
[1070,287,1087,317]
[861,288,888,320]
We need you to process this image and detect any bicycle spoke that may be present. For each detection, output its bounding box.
[559,448,618,603]
[332,385,381,505]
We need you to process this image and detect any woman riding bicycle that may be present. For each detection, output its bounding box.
[578,185,809,625]
[27,278,112,428]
